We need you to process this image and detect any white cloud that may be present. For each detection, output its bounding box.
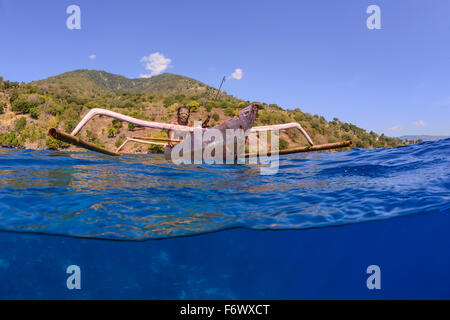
[389,125,404,131]
[229,68,243,80]
[140,52,171,78]
[89,54,96,60]
[412,120,426,126]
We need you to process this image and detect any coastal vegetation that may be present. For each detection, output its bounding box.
[0,70,404,152]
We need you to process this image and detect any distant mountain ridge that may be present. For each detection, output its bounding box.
[32,69,214,95]
[400,135,450,142]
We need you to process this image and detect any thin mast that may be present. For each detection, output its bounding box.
[214,76,226,100]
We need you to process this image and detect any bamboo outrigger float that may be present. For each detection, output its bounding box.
[48,127,120,156]
[47,104,352,160]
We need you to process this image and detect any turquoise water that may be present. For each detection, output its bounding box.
[0,139,449,298]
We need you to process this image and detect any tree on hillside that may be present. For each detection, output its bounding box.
[187,101,200,112]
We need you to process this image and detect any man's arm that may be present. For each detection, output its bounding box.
[167,119,177,148]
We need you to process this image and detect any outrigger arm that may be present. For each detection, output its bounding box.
[250,123,314,146]
[72,108,315,146]
[71,108,194,136]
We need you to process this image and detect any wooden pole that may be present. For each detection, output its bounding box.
[214,76,226,100]
[131,136,183,142]
[48,128,120,156]
[115,137,168,153]
[244,140,352,157]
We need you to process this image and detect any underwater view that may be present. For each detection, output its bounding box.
[1,138,449,299]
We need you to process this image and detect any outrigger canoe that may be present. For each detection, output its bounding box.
[48,104,352,159]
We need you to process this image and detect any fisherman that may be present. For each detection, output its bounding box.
[167,105,192,148]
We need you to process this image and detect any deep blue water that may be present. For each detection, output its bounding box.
[0,139,449,299]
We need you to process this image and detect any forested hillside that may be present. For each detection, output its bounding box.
[0,70,404,153]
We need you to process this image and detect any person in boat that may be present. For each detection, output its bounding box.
[167,105,192,148]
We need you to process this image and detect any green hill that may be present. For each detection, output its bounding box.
[32,69,215,95]
[0,70,405,153]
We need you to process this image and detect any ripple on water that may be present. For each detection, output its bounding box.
[0,139,449,240]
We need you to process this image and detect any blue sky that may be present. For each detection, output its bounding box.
[0,0,449,136]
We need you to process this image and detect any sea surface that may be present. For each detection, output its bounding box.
[0,139,449,299]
